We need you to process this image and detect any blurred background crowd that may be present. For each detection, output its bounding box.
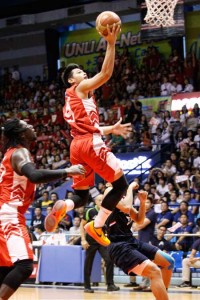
[0,44,200,247]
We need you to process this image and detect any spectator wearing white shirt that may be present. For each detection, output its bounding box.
[182,78,194,93]
[149,112,161,135]
[186,112,198,132]
[68,216,81,245]
[180,105,189,124]
[126,79,137,94]
[160,76,172,96]
[160,121,171,144]
[170,80,183,94]
[162,159,177,178]
[156,177,169,197]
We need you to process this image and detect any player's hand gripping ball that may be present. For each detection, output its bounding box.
[96,11,121,36]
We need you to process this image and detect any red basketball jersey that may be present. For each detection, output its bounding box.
[0,147,36,219]
[63,85,102,137]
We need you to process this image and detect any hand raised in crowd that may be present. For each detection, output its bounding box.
[112,117,132,139]
[66,164,86,176]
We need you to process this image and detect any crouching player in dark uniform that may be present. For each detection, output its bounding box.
[105,187,174,300]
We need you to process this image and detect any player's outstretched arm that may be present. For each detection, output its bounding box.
[12,148,85,183]
[76,24,120,94]
[100,118,132,138]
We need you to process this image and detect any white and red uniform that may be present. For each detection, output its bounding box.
[0,147,35,266]
[63,85,121,188]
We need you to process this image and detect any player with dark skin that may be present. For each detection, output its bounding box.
[0,118,85,300]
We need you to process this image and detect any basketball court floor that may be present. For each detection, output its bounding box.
[9,284,200,300]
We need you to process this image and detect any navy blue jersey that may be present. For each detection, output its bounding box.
[106,208,133,242]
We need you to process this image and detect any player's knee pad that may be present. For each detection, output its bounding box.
[4,259,33,290]
[157,250,175,270]
[103,175,128,210]
[72,189,90,208]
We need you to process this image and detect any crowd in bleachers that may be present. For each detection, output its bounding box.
[0,45,200,254]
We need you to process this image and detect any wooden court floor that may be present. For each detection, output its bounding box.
[9,284,200,300]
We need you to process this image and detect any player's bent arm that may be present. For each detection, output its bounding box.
[11,149,71,183]
[131,202,146,225]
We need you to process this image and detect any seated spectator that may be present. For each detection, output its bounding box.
[52,154,67,170]
[170,79,182,94]
[46,204,53,215]
[41,191,54,208]
[151,127,162,151]
[156,177,169,197]
[149,112,161,137]
[68,216,81,245]
[50,192,59,205]
[168,214,193,252]
[193,103,200,117]
[182,190,198,215]
[162,159,177,179]
[148,168,165,185]
[59,213,73,231]
[173,201,194,227]
[160,76,172,96]
[29,207,46,232]
[33,224,45,240]
[107,133,125,153]
[177,237,200,288]
[156,202,173,229]
[168,191,180,214]
[151,225,178,251]
[186,112,198,132]
[164,182,177,201]
[182,78,194,93]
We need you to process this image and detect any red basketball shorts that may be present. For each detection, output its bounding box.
[70,133,121,188]
[0,203,33,266]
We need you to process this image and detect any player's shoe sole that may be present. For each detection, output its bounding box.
[84,221,110,246]
[44,200,67,232]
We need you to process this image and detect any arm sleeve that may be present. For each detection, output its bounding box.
[21,163,67,184]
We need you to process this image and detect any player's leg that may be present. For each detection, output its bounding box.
[45,189,90,232]
[153,250,174,288]
[108,241,168,300]
[0,259,33,299]
[84,143,128,245]
[45,137,92,232]
[132,260,169,300]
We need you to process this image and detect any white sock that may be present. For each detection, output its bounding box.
[94,207,112,228]
[64,199,74,212]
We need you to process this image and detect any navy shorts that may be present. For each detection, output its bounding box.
[107,237,158,275]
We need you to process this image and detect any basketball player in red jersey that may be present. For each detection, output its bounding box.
[45,24,132,246]
[0,118,85,300]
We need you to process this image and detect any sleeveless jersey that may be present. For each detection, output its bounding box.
[63,85,102,137]
[0,147,36,218]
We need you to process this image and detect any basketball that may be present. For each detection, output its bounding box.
[96,11,121,36]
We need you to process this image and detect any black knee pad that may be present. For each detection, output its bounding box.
[72,189,89,208]
[4,259,33,290]
[102,175,128,211]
